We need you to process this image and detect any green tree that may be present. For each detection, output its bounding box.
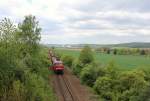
[17,15,41,57]
[0,18,16,42]
[0,16,56,101]
[140,49,146,55]
[0,18,17,67]
[113,49,117,55]
[79,46,94,65]
[0,18,26,100]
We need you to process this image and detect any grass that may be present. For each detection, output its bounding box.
[57,48,150,70]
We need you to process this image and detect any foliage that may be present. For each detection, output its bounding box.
[94,76,115,101]
[58,48,150,101]
[72,60,83,76]
[0,18,16,42]
[105,61,119,79]
[93,67,148,101]
[140,49,146,55]
[137,85,150,101]
[55,47,150,101]
[79,46,94,65]
[80,62,105,87]
[25,73,55,101]
[0,16,55,101]
[140,68,150,82]
[96,47,150,56]
[16,15,41,57]
[113,49,117,55]
[62,55,74,67]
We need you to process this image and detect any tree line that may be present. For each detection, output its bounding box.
[95,47,150,55]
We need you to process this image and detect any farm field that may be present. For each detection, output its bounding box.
[57,48,150,70]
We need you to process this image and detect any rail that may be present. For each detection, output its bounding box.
[55,75,80,101]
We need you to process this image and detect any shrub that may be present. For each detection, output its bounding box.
[80,63,106,87]
[105,61,119,79]
[94,76,114,101]
[140,68,150,82]
[118,70,147,101]
[118,70,146,91]
[72,60,83,76]
[25,73,56,101]
[113,49,117,55]
[10,80,26,101]
[62,55,74,67]
[137,84,150,101]
[140,49,146,55]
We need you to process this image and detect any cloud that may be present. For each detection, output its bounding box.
[0,0,150,44]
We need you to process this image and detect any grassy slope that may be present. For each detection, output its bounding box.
[57,49,150,70]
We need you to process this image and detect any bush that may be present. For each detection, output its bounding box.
[141,68,150,82]
[94,76,114,101]
[93,63,148,101]
[25,73,56,101]
[10,80,26,101]
[113,49,117,55]
[118,70,146,91]
[72,60,83,76]
[80,63,105,87]
[1,80,26,101]
[137,84,150,101]
[117,70,147,101]
[62,55,74,67]
[105,61,119,79]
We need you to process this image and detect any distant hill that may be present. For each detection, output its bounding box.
[45,42,150,48]
[113,42,150,48]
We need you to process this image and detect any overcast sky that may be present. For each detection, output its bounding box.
[0,0,150,44]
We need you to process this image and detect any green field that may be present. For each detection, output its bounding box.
[57,49,150,70]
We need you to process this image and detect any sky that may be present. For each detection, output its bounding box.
[0,0,150,44]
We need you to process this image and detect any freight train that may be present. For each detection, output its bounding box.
[48,50,64,74]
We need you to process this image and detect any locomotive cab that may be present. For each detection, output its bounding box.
[53,58,64,74]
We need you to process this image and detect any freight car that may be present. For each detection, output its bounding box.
[49,50,64,74]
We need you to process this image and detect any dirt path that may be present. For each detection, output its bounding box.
[51,68,99,101]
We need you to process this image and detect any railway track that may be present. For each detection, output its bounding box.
[55,75,80,101]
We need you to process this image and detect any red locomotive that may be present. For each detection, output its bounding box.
[48,50,64,74]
